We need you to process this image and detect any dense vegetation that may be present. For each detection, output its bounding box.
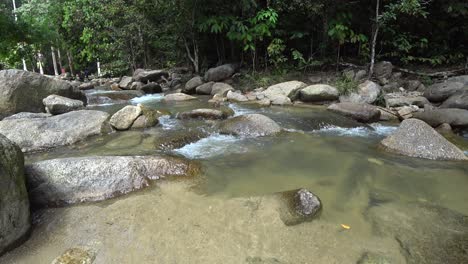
[1,0,467,76]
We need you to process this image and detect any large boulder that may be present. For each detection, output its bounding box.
[373,61,393,84]
[118,76,133,89]
[109,105,142,130]
[366,202,468,264]
[0,70,84,119]
[0,134,30,255]
[261,81,307,105]
[177,108,232,120]
[413,108,468,128]
[299,84,339,102]
[196,82,215,95]
[339,80,381,104]
[2,112,51,121]
[440,90,468,110]
[204,64,236,82]
[25,155,201,207]
[327,103,380,123]
[139,82,162,94]
[219,114,281,137]
[384,92,430,108]
[43,95,84,115]
[448,75,468,85]
[278,188,322,226]
[423,81,465,102]
[184,76,204,93]
[0,110,111,152]
[227,90,249,102]
[210,82,234,96]
[164,93,197,101]
[132,69,169,83]
[380,119,467,160]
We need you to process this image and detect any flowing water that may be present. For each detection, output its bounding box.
[1,92,468,264]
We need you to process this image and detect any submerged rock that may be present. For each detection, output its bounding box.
[109,105,142,130]
[26,155,201,207]
[278,188,322,226]
[0,70,84,119]
[423,81,465,102]
[164,93,197,101]
[413,108,468,128]
[380,119,467,160]
[0,134,30,255]
[219,114,281,137]
[51,248,96,264]
[0,110,111,152]
[43,95,84,115]
[156,130,208,150]
[177,108,232,120]
[204,64,236,82]
[366,202,468,264]
[299,84,339,102]
[357,252,393,264]
[327,103,380,123]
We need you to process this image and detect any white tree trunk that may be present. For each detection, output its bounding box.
[51,46,59,76]
[97,59,101,77]
[22,59,27,71]
[369,0,380,79]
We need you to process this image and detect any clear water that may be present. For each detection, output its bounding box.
[2,92,467,263]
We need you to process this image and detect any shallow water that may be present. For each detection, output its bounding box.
[2,92,468,263]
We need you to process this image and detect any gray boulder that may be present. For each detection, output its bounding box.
[380,119,467,160]
[164,93,197,101]
[448,75,468,85]
[43,95,84,115]
[219,114,281,137]
[278,188,322,226]
[109,105,142,130]
[0,70,84,119]
[139,82,162,94]
[384,92,430,108]
[327,103,381,123]
[227,90,249,102]
[25,155,201,206]
[440,90,468,110]
[184,76,204,93]
[118,76,133,89]
[413,108,468,128]
[0,110,111,152]
[196,82,215,95]
[204,64,236,82]
[423,81,465,102]
[299,84,339,102]
[339,80,381,104]
[211,82,234,96]
[133,69,169,83]
[405,80,426,92]
[262,81,307,104]
[373,61,393,84]
[85,90,144,105]
[0,134,30,255]
[78,82,95,90]
[2,112,51,121]
[177,108,232,120]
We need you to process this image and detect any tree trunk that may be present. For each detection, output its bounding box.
[67,50,74,76]
[369,0,380,79]
[184,37,199,73]
[57,48,63,72]
[51,46,59,76]
[97,59,101,77]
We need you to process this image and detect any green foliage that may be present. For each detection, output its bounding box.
[291,49,323,71]
[267,38,287,69]
[334,75,358,96]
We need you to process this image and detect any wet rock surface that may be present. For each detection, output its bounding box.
[380,119,467,160]
[278,188,322,226]
[0,134,30,255]
[219,114,282,137]
[26,155,201,206]
[109,105,142,130]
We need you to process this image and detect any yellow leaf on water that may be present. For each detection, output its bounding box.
[341,224,351,230]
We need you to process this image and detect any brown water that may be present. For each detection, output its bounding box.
[1,93,467,263]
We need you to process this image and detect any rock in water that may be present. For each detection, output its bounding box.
[184,76,204,93]
[327,102,381,123]
[0,134,30,255]
[139,83,162,94]
[227,90,249,102]
[278,188,322,226]
[366,202,468,264]
[0,70,84,119]
[177,108,231,120]
[339,80,381,104]
[0,110,111,152]
[380,119,467,160]
[109,105,142,130]
[299,84,339,102]
[423,81,465,102]
[204,64,236,82]
[118,76,133,89]
[132,69,169,83]
[26,155,201,207]
[51,248,96,264]
[413,108,468,128]
[43,95,84,115]
[164,93,197,101]
[261,81,307,105]
[219,114,281,137]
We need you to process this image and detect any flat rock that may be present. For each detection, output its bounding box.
[0,134,30,255]
[299,84,339,102]
[219,114,281,137]
[110,105,142,130]
[164,93,197,101]
[380,118,467,160]
[413,108,468,128]
[327,103,381,123]
[384,92,430,108]
[26,155,201,206]
[43,95,84,115]
[0,110,111,152]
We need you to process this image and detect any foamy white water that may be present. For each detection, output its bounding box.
[174,134,246,159]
